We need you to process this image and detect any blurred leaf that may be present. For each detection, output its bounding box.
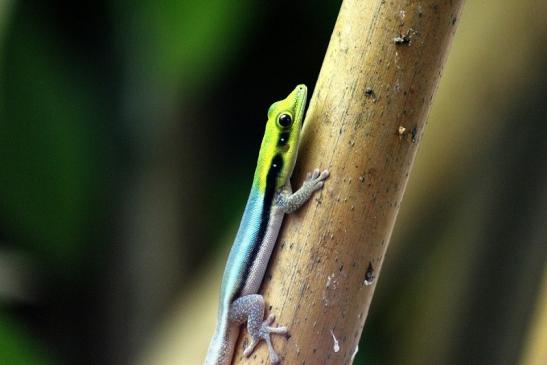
[0,8,104,264]
[114,0,255,90]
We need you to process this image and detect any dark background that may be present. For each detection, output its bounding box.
[0,1,545,364]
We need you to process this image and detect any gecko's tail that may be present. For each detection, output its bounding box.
[204,315,239,365]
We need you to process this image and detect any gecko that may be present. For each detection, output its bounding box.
[204,84,329,364]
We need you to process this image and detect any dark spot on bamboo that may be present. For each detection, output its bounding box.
[393,34,410,45]
[411,126,418,143]
[364,262,375,285]
[393,28,417,45]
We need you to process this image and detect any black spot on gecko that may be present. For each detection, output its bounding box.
[278,131,290,147]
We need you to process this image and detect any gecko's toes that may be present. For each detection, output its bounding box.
[265,313,276,325]
[320,170,330,180]
[243,338,259,357]
[270,352,280,364]
[249,316,288,365]
[312,168,321,179]
[266,326,288,335]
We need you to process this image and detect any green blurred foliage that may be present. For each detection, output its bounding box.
[0,11,104,264]
[114,0,255,89]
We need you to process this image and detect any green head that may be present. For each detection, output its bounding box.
[254,84,308,192]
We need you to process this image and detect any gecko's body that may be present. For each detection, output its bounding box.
[204,85,329,365]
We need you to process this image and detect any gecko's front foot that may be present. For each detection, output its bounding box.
[304,168,330,191]
[276,168,329,214]
[243,313,288,364]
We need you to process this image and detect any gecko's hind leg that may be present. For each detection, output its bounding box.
[229,294,288,364]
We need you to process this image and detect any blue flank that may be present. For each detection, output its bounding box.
[219,186,264,312]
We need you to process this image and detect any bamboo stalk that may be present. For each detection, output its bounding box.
[233,0,464,363]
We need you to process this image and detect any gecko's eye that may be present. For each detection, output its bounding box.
[277,113,292,128]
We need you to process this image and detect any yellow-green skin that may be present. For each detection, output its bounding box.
[254,84,307,191]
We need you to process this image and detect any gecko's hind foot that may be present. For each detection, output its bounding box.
[244,314,288,364]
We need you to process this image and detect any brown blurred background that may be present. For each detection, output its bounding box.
[0,1,545,364]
